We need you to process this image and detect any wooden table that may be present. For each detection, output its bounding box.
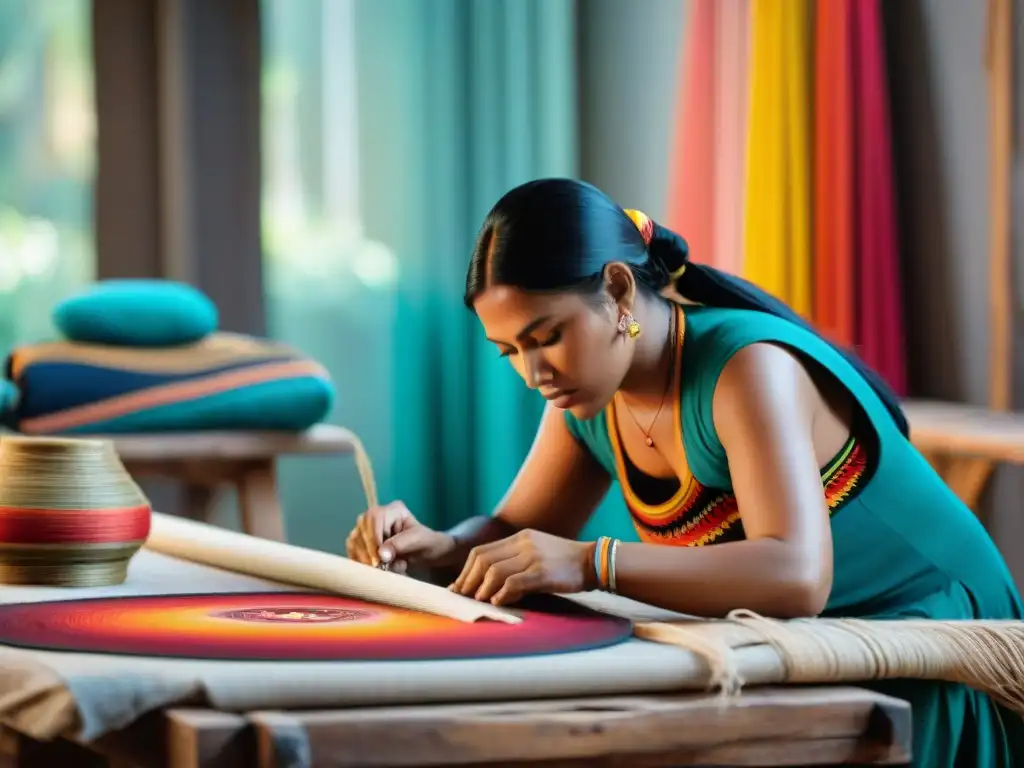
[903,398,1024,509]
[904,399,1024,463]
[106,425,359,542]
[4,686,911,767]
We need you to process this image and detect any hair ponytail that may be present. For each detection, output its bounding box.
[647,221,910,437]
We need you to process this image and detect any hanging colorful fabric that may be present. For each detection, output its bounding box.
[667,0,717,266]
[742,0,813,317]
[813,0,855,346]
[743,0,784,296]
[783,0,812,316]
[712,0,750,277]
[852,0,907,394]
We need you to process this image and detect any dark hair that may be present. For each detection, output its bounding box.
[465,178,908,436]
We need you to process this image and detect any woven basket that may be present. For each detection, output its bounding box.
[0,436,151,586]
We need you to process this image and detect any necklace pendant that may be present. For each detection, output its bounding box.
[644,436,655,448]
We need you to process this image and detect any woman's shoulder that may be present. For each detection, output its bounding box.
[683,304,812,348]
[681,305,858,389]
[678,304,902,484]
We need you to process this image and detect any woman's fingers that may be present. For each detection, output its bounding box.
[472,551,532,603]
[491,566,543,605]
[353,502,413,567]
[451,537,519,598]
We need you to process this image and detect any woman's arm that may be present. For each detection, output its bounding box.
[441,403,612,567]
[610,343,835,618]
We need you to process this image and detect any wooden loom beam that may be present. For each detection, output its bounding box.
[906,0,1016,511]
[0,687,912,766]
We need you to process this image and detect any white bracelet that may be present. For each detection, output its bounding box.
[608,539,619,593]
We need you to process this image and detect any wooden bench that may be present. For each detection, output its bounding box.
[3,686,911,767]
[105,425,359,542]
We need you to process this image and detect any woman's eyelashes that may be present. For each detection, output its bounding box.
[496,327,563,358]
[539,328,563,347]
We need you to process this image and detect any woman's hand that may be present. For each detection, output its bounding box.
[449,529,595,606]
[346,501,456,573]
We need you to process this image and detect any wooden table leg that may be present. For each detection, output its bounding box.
[237,460,285,542]
[943,458,993,511]
[249,712,310,768]
[182,484,221,523]
[166,710,254,768]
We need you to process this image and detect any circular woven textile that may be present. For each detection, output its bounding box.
[0,593,633,661]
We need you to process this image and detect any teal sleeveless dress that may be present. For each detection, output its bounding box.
[565,305,1024,768]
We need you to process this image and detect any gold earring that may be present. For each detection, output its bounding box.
[619,313,641,339]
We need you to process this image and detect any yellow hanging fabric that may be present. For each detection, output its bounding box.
[743,0,784,295]
[783,1,812,316]
[742,0,813,317]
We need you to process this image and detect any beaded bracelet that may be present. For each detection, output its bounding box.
[593,536,620,592]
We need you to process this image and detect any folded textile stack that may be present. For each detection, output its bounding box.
[0,279,334,435]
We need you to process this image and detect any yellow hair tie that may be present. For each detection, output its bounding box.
[623,208,653,244]
[625,208,685,282]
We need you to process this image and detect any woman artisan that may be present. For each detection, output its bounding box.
[346,178,1024,767]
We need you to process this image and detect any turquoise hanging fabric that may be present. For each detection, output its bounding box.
[354,0,586,530]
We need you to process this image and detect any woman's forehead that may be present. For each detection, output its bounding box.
[474,286,587,335]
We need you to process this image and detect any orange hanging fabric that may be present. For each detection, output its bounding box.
[813,0,855,346]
